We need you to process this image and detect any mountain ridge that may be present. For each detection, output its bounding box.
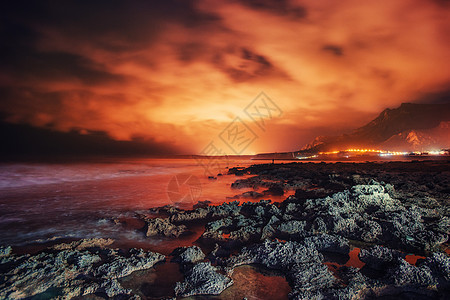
[299,102,450,152]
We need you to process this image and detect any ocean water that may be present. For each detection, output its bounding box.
[0,158,289,248]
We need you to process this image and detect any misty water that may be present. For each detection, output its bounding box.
[0,158,257,247]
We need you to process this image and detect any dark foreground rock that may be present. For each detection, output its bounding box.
[0,238,165,299]
[140,164,449,299]
[174,262,233,297]
[171,245,205,264]
[145,217,187,237]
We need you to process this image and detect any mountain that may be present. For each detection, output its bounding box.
[302,102,450,152]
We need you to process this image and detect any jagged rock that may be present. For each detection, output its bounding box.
[424,252,450,285]
[287,262,338,299]
[0,243,165,299]
[387,258,436,286]
[226,240,339,299]
[227,239,323,270]
[359,245,404,271]
[304,234,350,254]
[264,184,284,196]
[0,245,12,257]
[174,262,233,297]
[241,191,264,199]
[51,238,114,250]
[171,246,205,264]
[170,208,209,222]
[94,248,164,278]
[277,220,306,237]
[145,217,187,237]
[193,200,212,209]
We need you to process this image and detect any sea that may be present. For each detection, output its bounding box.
[0,157,283,249]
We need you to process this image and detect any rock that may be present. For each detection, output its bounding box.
[264,184,284,196]
[0,243,165,299]
[145,217,187,237]
[171,246,205,264]
[288,262,338,299]
[304,234,350,254]
[387,258,436,286]
[277,220,306,237]
[94,248,165,278]
[226,240,338,299]
[424,252,450,284]
[240,191,264,199]
[174,262,233,297]
[193,200,212,209]
[359,245,404,271]
[0,245,12,257]
[170,208,209,222]
[227,239,323,270]
[51,238,114,250]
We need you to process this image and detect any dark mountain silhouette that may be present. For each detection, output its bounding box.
[302,102,450,152]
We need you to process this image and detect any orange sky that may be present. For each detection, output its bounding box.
[1,0,450,154]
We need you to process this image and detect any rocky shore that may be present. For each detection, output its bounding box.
[1,161,449,299]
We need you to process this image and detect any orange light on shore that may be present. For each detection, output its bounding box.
[317,148,449,157]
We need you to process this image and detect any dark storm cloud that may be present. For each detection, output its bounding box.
[212,47,279,82]
[0,0,219,51]
[2,50,126,86]
[322,45,344,56]
[0,0,449,155]
[236,0,307,19]
[0,119,181,159]
[0,0,220,83]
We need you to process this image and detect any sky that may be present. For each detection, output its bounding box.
[1,0,450,155]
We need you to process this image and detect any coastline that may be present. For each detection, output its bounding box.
[1,160,449,299]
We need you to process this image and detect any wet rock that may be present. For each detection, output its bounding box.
[241,191,264,199]
[424,252,450,289]
[149,204,181,215]
[276,220,307,239]
[145,217,187,237]
[359,245,404,271]
[51,238,114,251]
[334,266,370,299]
[193,200,212,209]
[360,219,383,242]
[288,262,338,299]
[387,258,436,286]
[170,208,209,222]
[304,234,350,254]
[174,262,233,297]
[0,245,12,257]
[226,240,339,299]
[171,246,205,264]
[94,248,164,278]
[264,184,284,196]
[227,239,323,270]
[0,243,165,299]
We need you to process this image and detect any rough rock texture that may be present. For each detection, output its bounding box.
[171,246,205,264]
[51,238,114,250]
[0,246,12,258]
[279,181,448,253]
[145,217,187,237]
[359,245,405,271]
[174,262,233,297]
[0,239,165,299]
[140,161,450,298]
